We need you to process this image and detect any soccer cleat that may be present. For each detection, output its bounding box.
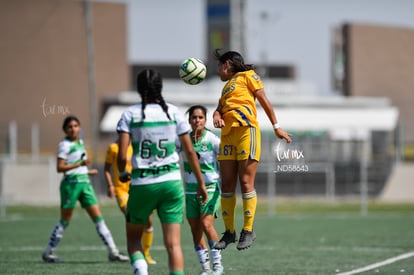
[199,269,211,275]
[236,229,256,250]
[108,251,129,262]
[42,251,63,263]
[215,230,237,250]
[145,255,157,265]
[212,264,224,275]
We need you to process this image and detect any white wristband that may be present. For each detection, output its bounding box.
[273,123,280,129]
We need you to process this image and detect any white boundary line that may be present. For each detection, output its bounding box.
[337,251,414,275]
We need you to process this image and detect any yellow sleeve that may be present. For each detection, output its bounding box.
[246,70,263,93]
[105,143,117,165]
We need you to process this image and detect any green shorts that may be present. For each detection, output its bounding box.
[126,180,184,225]
[60,179,98,209]
[186,186,220,219]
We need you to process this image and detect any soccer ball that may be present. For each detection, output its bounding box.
[179,57,207,85]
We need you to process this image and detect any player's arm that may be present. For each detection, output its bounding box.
[104,161,115,198]
[56,157,88,173]
[179,133,208,205]
[213,102,225,128]
[87,168,98,175]
[117,132,131,182]
[255,88,292,143]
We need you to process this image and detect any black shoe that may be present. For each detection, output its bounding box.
[215,230,237,250]
[236,229,256,250]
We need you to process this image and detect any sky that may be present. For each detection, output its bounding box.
[245,0,414,95]
[101,0,414,95]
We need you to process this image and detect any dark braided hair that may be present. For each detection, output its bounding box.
[214,49,254,73]
[137,69,171,121]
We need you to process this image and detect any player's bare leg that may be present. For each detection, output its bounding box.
[162,223,184,274]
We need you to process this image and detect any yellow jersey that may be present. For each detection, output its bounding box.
[219,69,263,135]
[105,142,133,187]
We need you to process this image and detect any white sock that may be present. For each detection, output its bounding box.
[132,258,148,275]
[95,220,117,253]
[196,247,210,271]
[45,221,65,253]
[211,249,222,268]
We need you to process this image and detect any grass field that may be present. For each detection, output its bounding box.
[1,201,414,275]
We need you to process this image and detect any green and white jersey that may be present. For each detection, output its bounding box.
[57,138,89,182]
[117,102,190,186]
[181,129,220,194]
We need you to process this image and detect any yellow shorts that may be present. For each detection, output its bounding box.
[218,126,261,161]
[115,183,129,209]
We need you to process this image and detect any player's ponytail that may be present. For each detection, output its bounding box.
[158,96,171,121]
[137,69,170,121]
[137,70,149,120]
